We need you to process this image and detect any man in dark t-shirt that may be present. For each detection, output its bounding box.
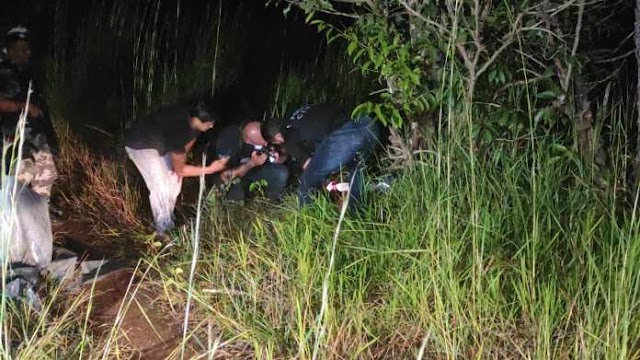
[212,120,288,201]
[266,103,381,210]
[125,100,229,233]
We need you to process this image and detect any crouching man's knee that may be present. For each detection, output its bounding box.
[261,164,289,200]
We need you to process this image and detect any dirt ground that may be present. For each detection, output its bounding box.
[52,219,194,359]
[83,269,192,359]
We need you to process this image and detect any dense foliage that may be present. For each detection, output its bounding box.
[276,0,634,147]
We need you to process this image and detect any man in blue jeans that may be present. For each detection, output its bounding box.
[266,103,381,210]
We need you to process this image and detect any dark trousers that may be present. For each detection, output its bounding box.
[226,163,289,201]
[298,116,381,210]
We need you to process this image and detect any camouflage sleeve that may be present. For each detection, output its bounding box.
[16,134,59,198]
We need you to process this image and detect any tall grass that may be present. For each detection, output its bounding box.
[52,0,321,131]
[2,1,636,359]
[52,119,142,230]
[18,61,633,360]
[269,40,373,119]
[6,60,639,360]
[145,98,640,358]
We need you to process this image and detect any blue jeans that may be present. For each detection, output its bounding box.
[298,116,381,210]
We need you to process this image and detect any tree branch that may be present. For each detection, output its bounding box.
[456,44,475,73]
[561,0,585,91]
[477,14,523,78]
[398,0,448,33]
[593,49,636,64]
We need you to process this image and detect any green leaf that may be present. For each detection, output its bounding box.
[390,108,403,128]
[347,41,357,56]
[373,104,385,123]
[352,102,372,118]
[283,4,292,17]
[305,10,316,23]
[536,90,557,100]
[488,69,497,82]
[551,143,569,153]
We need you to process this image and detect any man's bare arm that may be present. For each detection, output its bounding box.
[0,97,43,117]
[220,151,268,183]
[170,152,229,177]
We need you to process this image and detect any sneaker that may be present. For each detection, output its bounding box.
[4,265,43,311]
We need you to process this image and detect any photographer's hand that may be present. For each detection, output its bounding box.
[220,151,267,184]
[249,151,268,167]
[207,156,229,174]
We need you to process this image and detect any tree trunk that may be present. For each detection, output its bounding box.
[574,75,594,163]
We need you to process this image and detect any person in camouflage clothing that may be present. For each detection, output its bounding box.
[1,26,59,270]
[15,139,58,197]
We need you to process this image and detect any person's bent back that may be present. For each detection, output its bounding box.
[267,103,382,211]
[124,99,228,233]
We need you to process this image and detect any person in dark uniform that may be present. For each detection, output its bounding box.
[1,26,59,270]
[265,103,381,210]
[0,25,59,196]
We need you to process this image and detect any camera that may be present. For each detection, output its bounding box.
[253,144,277,163]
[254,145,268,155]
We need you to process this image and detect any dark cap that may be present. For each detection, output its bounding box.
[264,118,284,138]
[5,26,30,46]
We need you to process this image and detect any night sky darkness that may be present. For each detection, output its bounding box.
[1,0,324,69]
[1,0,328,139]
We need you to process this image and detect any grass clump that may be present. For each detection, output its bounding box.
[143,128,640,358]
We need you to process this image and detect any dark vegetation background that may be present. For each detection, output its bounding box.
[1,0,369,151]
[3,0,635,151]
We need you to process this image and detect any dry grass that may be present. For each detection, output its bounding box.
[52,117,142,231]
